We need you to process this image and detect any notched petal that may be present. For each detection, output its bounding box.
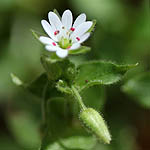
[56,49,68,58]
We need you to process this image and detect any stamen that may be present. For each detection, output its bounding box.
[70,27,75,31]
[54,30,59,35]
[52,42,56,46]
[76,37,80,41]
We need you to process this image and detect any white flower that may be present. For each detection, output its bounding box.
[39,9,93,58]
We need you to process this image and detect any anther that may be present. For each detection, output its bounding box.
[76,37,80,41]
[52,42,56,46]
[70,27,75,31]
[54,30,59,35]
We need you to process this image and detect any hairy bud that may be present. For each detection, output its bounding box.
[79,108,111,144]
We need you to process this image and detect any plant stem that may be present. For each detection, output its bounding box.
[71,85,86,110]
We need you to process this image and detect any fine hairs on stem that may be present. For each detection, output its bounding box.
[71,85,86,110]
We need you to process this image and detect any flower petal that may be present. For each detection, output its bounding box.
[73,13,86,28]
[48,11,62,30]
[69,43,80,50]
[78,33,90,43]
[39,36,55,45]
[56,49,68,58]
[41,20,58,41]
[71,21,92,38]
[45,45,60,52]
[62,10,73,30]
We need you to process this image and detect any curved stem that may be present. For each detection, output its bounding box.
[71,85,86,110]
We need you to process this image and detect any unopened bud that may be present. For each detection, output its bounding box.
[79,108,111,144]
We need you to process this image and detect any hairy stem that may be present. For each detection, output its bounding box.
[71,85,86,110]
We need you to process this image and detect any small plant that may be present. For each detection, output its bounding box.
[11,9,138,150]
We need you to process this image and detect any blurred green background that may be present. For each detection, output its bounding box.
[0,0,150,150]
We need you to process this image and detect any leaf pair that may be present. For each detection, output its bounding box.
[11,57,138,146]
[11,59,138,103]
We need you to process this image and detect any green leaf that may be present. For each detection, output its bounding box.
[41,55,76,83]
[88,20,96,33]
[11,73,50,98]
[122,72,150,108]
[74,61,138,91]
[41,136,96,150]
[26,73,50,98]
[11,73,64,100]
[69,46,91,55]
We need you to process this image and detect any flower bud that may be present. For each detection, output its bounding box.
[79,108,111,144]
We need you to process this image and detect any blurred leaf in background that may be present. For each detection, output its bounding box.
[122,72,150,108]
[0,0,150,150]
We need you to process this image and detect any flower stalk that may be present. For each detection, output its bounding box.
[71,85,86,110]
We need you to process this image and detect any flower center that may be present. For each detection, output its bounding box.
[59,37,72,49]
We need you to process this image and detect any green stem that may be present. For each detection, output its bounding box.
[71,85,86,110]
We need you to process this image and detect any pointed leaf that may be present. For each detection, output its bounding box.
[11,73,53,98]
[88,20,96,33]
[74,61,138,91]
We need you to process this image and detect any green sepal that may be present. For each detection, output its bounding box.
[69,46,91,55]
[41,55,76,83]
[74,61,138,91]
[53,9,61,19]
[88,19,97,33]
[31,29,41,40]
